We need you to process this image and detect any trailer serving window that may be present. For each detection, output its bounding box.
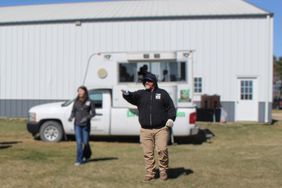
[119,61,186,83]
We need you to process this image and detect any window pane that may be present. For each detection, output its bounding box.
[89,91,103,108]
[240,80,254,100]
[180,62,186,81]
[241,94,244,100]
[244,87,248,93]
[194,77,202,93]
[151,62,161,80]
[137,63,150,82]
[245,81,249,87]
[119,64,136,82]
[168,62,178,81]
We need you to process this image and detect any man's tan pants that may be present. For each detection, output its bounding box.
[140,126,169,178]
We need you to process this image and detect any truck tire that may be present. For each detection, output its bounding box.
[39,121,64,142]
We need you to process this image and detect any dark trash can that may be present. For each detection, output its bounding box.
[198,94,221,122]
[196,108,221,122]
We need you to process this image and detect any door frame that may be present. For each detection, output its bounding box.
[89,89,111,135]
[235,76,259,121]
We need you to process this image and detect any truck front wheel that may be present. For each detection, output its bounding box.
[40,121,64,142]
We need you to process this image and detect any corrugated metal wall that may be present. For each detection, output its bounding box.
[0,17,272,117]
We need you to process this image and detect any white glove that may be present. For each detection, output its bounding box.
[121,89,129,95]
[165,119,174,128]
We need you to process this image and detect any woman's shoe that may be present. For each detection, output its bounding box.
[84,158,90,163]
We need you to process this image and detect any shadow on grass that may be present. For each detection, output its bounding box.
[168,167,194,179]
[0,145,12,149]
[87,157,118,163]
[67,129,215,145]
[271,119,279,125]
[155,167,194,179]
[67,135,140,143]
[175,129,215,145]
[0,141,22,150]
[92,136,140,143]
[0,141,22,145]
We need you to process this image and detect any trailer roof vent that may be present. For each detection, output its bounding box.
[104,54,111,60]
[154,54,160,59]
[143,54,150,59]
[183,52,189,57]
[75,21,82,26]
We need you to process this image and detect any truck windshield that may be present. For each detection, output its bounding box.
[61,90,104,108]
[61,99,74,107]
[119,61,186,83]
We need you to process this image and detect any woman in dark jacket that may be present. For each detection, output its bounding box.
[69,86,96,166]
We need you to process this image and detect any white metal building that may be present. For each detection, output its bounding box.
[0,0,273,123]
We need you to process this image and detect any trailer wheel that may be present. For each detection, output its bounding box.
[40,121,63,142]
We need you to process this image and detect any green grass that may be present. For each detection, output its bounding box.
[1,119,282,188]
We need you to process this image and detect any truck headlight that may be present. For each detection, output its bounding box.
[28,112,37,123]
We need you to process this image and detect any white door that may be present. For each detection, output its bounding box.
[236,78,258,121]
[89,90,111,135]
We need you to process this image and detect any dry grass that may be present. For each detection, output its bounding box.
[1,119,282,188]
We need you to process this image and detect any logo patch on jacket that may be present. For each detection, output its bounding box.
[155,93,161,100]
[85,101,91,106]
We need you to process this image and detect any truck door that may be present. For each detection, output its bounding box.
[89,89,111,135]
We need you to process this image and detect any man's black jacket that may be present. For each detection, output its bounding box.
[123,88,176,129]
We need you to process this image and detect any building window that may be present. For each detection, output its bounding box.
[118,61,186,83]
[240,80,253,100]
[194,77,202,93]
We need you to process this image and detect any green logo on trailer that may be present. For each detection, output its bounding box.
[177,112,186,117]
[127,110,137,117]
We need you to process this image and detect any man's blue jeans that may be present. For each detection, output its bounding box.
[75,124,91,163]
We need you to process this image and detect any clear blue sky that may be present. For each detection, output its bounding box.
[248,0,282,58]
[0,0,281,57]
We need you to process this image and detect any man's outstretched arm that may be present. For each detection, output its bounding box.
[122,90,140,106]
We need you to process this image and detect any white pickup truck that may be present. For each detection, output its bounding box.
[27,51,199,142]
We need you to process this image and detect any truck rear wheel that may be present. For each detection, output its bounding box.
[39,121,63,142]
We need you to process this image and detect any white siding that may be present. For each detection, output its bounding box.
[0,17,272,103]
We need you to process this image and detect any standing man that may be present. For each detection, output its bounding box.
[122,73,176,181]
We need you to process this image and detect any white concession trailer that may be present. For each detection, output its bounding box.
[0,0,273,123]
